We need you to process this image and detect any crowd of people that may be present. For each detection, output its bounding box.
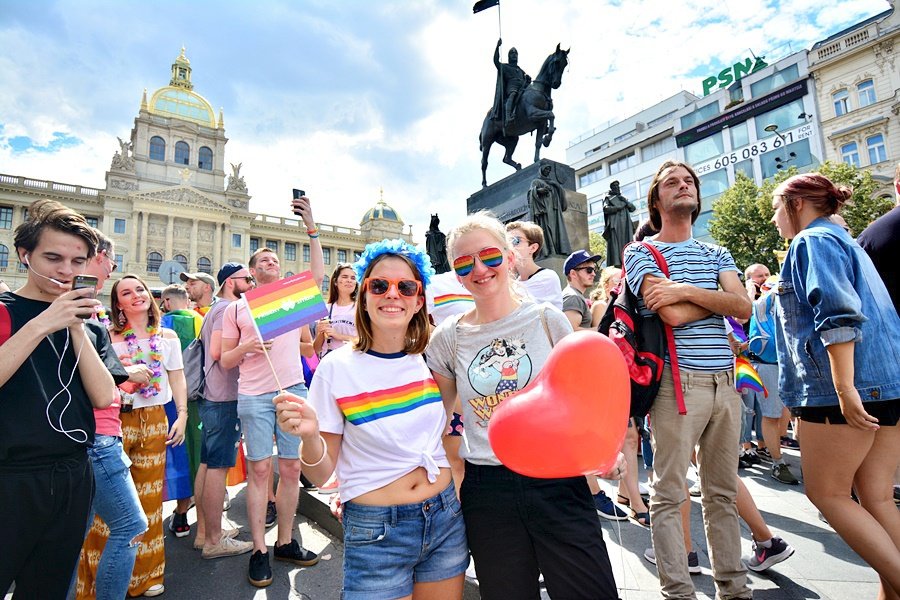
[1,158,899,600]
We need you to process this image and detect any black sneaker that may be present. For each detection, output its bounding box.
[593,491,628,521]
[265,501,277,529]
[757,447,774,463]
[248,550,273,587]
[771,463,800,485]
[274,539,320,567]
[747,536,794,572]
[299,474,318,492]
[741,448,761,466]
[169,510,190,538]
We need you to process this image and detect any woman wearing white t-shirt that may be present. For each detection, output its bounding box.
[505,220,563,310]
[275,240,467,600]
[314,262,358,356]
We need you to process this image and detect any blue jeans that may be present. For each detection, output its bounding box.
[238,382,307,461]
[88,434,148,600]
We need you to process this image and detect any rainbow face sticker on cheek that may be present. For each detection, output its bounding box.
[453,246,504,277]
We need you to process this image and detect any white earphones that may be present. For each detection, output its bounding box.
[24,254,65,287]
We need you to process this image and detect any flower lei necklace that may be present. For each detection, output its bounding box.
[96,308,110,327]
[123,324,163,398]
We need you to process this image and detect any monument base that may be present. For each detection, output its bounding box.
[467,159,589,283]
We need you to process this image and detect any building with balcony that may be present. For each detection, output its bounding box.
[0,49,411,296]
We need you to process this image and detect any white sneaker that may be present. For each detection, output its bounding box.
[143,583,165,597]
[202,536,254,559]
[465,557,478,583]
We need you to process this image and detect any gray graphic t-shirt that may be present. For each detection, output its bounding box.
[427,301,572,465]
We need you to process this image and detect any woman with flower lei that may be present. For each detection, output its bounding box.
[275,239,469,599]
[87,274,187,597]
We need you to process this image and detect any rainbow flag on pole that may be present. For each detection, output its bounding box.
[242,271,328,341]
[735,355,768,397]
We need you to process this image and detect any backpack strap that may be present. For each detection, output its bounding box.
[633,242,686,416]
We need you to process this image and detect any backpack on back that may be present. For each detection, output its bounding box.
[598,242,685,418]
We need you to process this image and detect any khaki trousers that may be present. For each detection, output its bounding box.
[649,367,751,600]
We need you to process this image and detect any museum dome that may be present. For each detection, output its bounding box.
[361,191,403,225]
[146,48,217,128]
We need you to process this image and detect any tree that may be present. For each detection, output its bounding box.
[589,231,607,265]
[816,161,893,236]
[708,171,787,273]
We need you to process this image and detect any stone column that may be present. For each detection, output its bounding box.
[213,222,222,268]
[138,211,148,269]
[165,215,174,260]
[190,218,199,270]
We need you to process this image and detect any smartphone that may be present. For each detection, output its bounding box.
[292,188,306,200]
[73,275,99,318]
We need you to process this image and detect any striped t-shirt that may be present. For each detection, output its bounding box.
[311,345,449,502]
[623,238,738,372]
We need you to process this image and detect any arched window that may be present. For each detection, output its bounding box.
[0,243,8,268]
[175,141,190,165]
[867,134,887,164]
[285,271,294,278]
[198,146,213,171]
[149,136,166,161]
[174,254,188,270]
[833,89,849,117]
[857,79,876,107]
[841,142,860,167]
[197,257,212,274]
[147,252,163,272]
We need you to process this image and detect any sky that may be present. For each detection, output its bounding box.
[0,0,890,243]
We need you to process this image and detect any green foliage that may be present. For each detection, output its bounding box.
[815,161,893,236]
[589,231,607,263]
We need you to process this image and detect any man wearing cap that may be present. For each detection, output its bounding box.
[194,262,255,559]
[562,249,601,330]
[180,271,216,315]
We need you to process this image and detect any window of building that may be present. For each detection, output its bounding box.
[323,248,332,265]
[354,251,363,261]
[609,152,636,175]
[285,271,294,277]
[149,136,166,161]
[198,146,213,171]
[197,257,212,274]
[285,242,297,261]
[174,254,188,270]
[857,79,876,108]
[642,137,675,161]
[734,159,754,180]
[250,237,260,252]
[175,141,190,166]
[85,216,99,228]
[680,102,720,130]
[114,218,126,234]
[232,233,242,248]
[338,249,347,263]
[684,132,724,165]
[0,206,12,230]
[619,182,638,207]
[147,252,163,272]
[867,134,887,164]
[589,198,604,216]
[303,244,310,262]
[579,165,604,187]
[841,141,860,167]
[0,243,8,268]
[265,240,278,252]
[115,254,124,272]
[748,64,800,97]
[320,275,330,295]
[755,99,804,140]
[760,138,814,178]
[833,89,850,117]
[729,122,749,150]
[699,169,729,212]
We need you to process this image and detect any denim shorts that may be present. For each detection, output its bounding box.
[238,382,306,461]
[198,400,242,468]
[791,397,900,426]
[341,483,468,599]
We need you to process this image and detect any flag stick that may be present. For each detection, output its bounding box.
[260,343,285,395]
[497,1,502,39]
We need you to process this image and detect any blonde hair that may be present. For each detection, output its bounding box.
[447,212,526,301]
[596,267,623,303]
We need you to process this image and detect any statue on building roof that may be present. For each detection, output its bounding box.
[227,162,247,193]
[111,136,135,171]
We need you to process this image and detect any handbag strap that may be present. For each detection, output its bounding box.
[629,242,686,415]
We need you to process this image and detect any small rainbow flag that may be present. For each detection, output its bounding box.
[725,316,748,343]
[242,271,328,341]
[735,355,768,397]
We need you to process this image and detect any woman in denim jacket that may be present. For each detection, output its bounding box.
[772,173,900,598]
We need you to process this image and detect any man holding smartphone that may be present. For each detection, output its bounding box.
[0,200,124,598]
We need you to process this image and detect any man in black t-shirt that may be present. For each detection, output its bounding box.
[0,200,124,599]
[857,163,900,316]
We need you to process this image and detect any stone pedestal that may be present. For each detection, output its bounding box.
[466,159,589,282]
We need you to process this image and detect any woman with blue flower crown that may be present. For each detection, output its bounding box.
[275,239,468,600]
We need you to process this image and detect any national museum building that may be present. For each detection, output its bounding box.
[0,49,411,294]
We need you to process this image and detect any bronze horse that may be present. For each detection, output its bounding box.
[479,44,570,187]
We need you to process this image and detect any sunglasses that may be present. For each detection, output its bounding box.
[452,247,504,277]
[364,277,422,297]
[573,267,596,275]
[230,275,256,284]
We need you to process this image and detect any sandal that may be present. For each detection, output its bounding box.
[617,493,631,507]
[629,509,651,528]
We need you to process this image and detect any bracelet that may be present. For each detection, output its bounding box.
[306,228,318,235]
[308,233,319,239]
[835,388,856,396]
[299,434,328,467]
[176,406,188,415]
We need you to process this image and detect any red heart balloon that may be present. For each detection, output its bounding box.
[487,330,630,478]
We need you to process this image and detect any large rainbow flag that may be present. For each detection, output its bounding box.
[242,271,328,341]
[735,355,768,398]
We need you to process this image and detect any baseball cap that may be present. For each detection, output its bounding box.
[217,262,246,286]
[179,271,216,289]
[564,250,602,275]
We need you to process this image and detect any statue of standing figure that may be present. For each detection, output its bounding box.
[425,214,451,274]
[527,164,571,259]
[602,180,637,267]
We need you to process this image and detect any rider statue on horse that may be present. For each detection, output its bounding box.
[491,39,531,134]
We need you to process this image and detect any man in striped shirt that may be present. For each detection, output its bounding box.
[623,160,752,600]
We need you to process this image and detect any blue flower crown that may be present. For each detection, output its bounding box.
[353,239,435,288]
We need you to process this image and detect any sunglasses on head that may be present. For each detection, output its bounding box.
[364,277,421,297]
[453,247,504,277]
[230,275,256,284]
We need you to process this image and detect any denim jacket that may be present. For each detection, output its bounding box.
[775,218,900,407]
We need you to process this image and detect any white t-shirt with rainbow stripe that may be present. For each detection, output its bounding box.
[310,345,449,502]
